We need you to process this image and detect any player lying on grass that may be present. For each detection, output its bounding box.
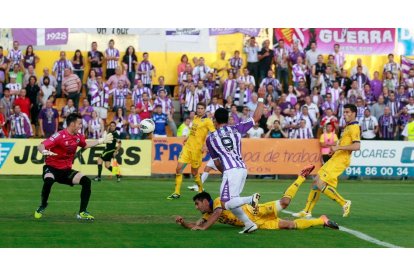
[34,113,114,221]
[175,165,339,231]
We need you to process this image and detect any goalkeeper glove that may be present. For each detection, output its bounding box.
[42,149,57,156]
[98,131,114,144]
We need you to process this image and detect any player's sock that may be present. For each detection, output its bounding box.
[224,197,253,210]
[194,174,203,193]
[174,174,183,195]
[41,177,55,207]
[230,206,255,227]
[107,166,113,172]
[79,176,91,213]
[282,176,306,199]
[294,217,324,229]
[304,188,321,213]
[201,172,209,184]
[321,185,347,207]
[98,164,103,178]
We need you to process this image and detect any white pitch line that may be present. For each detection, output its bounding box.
[281,210,402,248]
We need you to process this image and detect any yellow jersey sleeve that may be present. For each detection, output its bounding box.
[334,134,339,143]
[207,118,216,133]
[319,135,324,143]
[350,124,361,143]
[202,198,222,221]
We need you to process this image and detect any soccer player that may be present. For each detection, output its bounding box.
[94,121,122,182]
[34,113,114,220]
[187,157,218,192]
[167,102,215,199]
[176,165,339,231]
[293,104,360,218]
[203,87,266,233]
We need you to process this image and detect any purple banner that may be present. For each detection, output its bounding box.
[209,28,261,37]
[12,28,68,46]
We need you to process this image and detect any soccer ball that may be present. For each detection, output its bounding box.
[140,119,155,134]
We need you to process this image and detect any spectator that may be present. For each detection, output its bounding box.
[383,53,400,81]
[382,86,390,104]
[62,68,81,109]
[292,56,307,87]
[178,64,194,86]
[305,41,319,84]
[26,76,41,134]
[39,68,57,88]
[7,41,23,69]
[52,51,73,97]
[370,95,386,121]
[86,69,98,103]
[153,76,171,97]
[406,96,414,114]
[321,94,337,116]
[247,93,259,116]
[363,83,376,107]
[183,82,200,116]
[398,106,411,140]
[332,43,346,70]
[222,71,237,101]
[23,65,37,87]
[294,119,314,139]
[79,99,94,124]
[238,67,255,87]
[243,36,260,86]
[0,88,14,124]
[154,88,177,136]
[224,96,233,112]
[328,80,342,104]
[192,57,211,83]
[122,46,138,89]
[72,50,84,85]
[114,107,128,139]
[38,99,59,138]
[317,66,335,97]
[13,89,31,117]
[319,123,338,163]
[88,42,104,77]
[90,75,109,123]
[132,78,152,105]
[128,105,141,140]
[88,110,104,139]
[303,95,320,124]
[11,64,24,87]
[258,39,274,82]
[177,117,191,137]
[136,92,153,120]
[260,69,281,92]
[267,105,285,130]
[107,66,130,90]
[109,80,129,112]
[40,76,56,107]
[105,39,120,79]
[284,108,300,138]
[137,52,156,88]
[295,79,310,104]
[405,68,414,96]
[347,80,364,104]
[288,42,305,66]
[359,108,378,140]
[383,70,398,92]
[0,106,6,138]
[234,82,250,111]
[212,51,229,83]
[337,69,352,94]
[177,54,190,77]
[152,104,172,137]
[311,55,326,90]
[195,80,210,104]
[265,120,287,138]
[230,104,241,125]
[387,92,400,117]
[274,39,290,92]
[204,72,216,99]
[370,71,383,100]
[356,97,366,121]
[396,85,410,107]
[378,106,397,140]
[23,45,40,69]
[299,106,316,130]
[320,107,338,131]
[240,106,250,124]
[61,98,76,128]
[206,95,223,115]
[10,105,33,138]
[229,50,243,76]
[279,92,294,116]
[247,122,264,138]
[326,54,340,75]
[350,58,370,79]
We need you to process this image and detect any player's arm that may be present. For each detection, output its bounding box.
[38,134,59,156]
[84,131,114,149]
[252,86,266,123]
[175,216,198,229]
[191,208,222,230]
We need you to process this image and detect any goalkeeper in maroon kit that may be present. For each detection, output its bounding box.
[34,113,113,220]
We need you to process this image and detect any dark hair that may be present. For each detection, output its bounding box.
[143,52,148,56]
[66,113,82,127]
[197,102,206,109]
[73,49,83,65]
[0,46,3,50]
[109,121,116,126]
[25,45,34,56]
[344,103,357,114]
[181,54,188,62]
[29,75,37,84]
[214,108,229,124]
[123,46,137,62]
[193,191,212,202]
[109,39,115,44]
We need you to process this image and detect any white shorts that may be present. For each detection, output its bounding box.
[206,158,218,171]
[220,168,247,203]
[94,107,108,120]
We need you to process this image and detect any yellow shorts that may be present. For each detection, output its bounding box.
[318,156,349,188]
[178,146,202,169]
[245,201,280,230]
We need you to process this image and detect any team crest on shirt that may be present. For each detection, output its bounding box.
[76,138,80,143]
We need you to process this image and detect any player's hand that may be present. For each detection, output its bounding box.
[330,145,340,153]
[42,149,57,156]
[175,216,184,224]
[98,131,114,144]
[191,225,205,231]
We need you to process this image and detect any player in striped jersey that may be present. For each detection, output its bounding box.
[105,39,120,79]
[204,87,266,233]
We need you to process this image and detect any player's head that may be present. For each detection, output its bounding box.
[214,107,229,125]
[343,104,357,123]
[66,113,83,134]
[196,102,206,117]
[109,121,116,132]
[193,191,213,214]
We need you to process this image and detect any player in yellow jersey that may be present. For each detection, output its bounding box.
[175,165,339,232]
[167,102,216,199]
[293,104,360,218]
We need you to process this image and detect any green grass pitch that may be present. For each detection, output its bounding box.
[0,175,413,248]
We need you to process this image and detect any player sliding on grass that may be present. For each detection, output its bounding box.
[176,165,339,231]
[34,113,114,220]
[293,104,360,218]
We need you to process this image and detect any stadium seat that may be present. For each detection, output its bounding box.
[56,98,66,111]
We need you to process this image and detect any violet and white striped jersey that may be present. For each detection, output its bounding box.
[109,88,129,107]
[223,79,237,99]
[206,103,223,114]
[137,61,155,85]
[6,83,22,101]
[131,86,152,105]
[237,75,255,87]
[333,51,345,68]
[10,112,33,136]
[7,49,23,67]
[229,57,243,71]
[89,118,103,139]
[128,113,141,134]
[206,117,254,171]
[105,48,120,69]
[154,97,173,115]
[52,60,74,81]
[90,83,110,108]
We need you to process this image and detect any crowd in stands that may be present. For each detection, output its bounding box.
[1,37,414,141]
